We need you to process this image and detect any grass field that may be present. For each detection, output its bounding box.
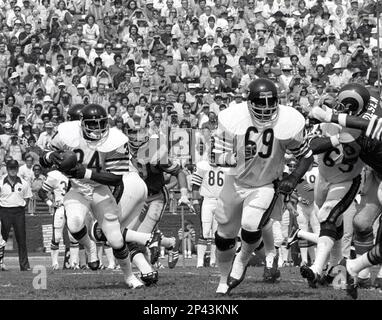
[0,255,382,300]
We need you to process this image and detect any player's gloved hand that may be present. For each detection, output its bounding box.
[48,150,64,166]
[277,174,298,196]
[311,106,333,123]
[64,163,86,179]
[178,195,191,207]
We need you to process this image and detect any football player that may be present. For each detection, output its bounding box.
[192,160,229,268]
[212,78,314,295]
[0,221,6,271]
[312,83,382,297]
[40,104,159,289]
[38,169,81,270]
[120,129,190,284]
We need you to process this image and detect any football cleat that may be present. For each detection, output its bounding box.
[125,274,144,289]
[374,277,382,289]
[168,250,179,269]
[317,266,334,286]
[339,258,358,300]
[227,265,248,293]
[80,264,88,270]
[52,263,60,270]
[263,255,281,283]
[98,263,106,270]
[148,230,162,265]
[357,277,372,289]
[215,283,229,296]
[300,264,319,288]
[88,260,100,271]
[71,263,80,270]
[286,227,300,249]
[107,264,116,270]
[140,271,159,286]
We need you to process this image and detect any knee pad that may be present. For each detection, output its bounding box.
[113,243,129,260]
[71,226,87,241]
[215,231,236,251]
[127,242,146,261]
[367,243,382,265]
[319,221,337,239]
[241,228,262,244]
[51,241,59,251]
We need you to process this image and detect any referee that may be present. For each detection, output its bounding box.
[0,160,32,271]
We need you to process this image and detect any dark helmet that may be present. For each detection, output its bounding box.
[335,83,370,116]
[127,127,149,156]
[67,104,84,121]
[247,78,279,127]
[80,104,109,141]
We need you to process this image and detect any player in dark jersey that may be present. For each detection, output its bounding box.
[125,129,191,284]
[311,83,382,298]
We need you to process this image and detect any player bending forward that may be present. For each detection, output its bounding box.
[40,104,159,289]
[212,79,313,295]
[192,160,229,268]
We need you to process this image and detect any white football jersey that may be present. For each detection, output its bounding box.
[315,123,364,184]
[42,170,69,204]
[48,121,131,196]
[213,104,310,188]
[304,165,319,189]
[192,160,229,198]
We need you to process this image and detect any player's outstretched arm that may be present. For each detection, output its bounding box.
[309,135,341,154]
[65,164,123,186]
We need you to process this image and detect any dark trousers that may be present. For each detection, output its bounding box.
[0,206,30,270]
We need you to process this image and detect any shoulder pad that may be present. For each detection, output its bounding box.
[274,106,306,140]
[218,102,251,135]
[97,128,129,153]
[56,121,82,148]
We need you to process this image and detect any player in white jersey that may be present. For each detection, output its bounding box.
[211,79,314,295]
[298,106,364,288]
[192,160,229,268]
[40,104,159,289]
[38,170,81,270]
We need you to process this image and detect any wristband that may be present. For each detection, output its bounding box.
[330,134,340,147]
[84,169,92,180]
[337,114,347,127]
[180,188,188,198]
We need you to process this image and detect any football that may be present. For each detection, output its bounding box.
[58,150,78,172]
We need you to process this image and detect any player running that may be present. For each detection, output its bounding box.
[212,78,314,295]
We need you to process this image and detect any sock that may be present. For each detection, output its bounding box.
[328,239,342,268]
[280,246,289,265]
[79,249,86,266]
[308,246,316,263]
[231,238,261,279]
[124,229,151,245]
[0,246,4,264]
[78,234,98,263]
[70,246,79,265]
[298,230,319,244]
[356,254,371,279]
[132,253,154,274]
[113,244,134,279]
[105,246,115,267]
[210,244,216,265]
[347,253,373,276]
[51,249,59,266]
[262,222,276,268]
[161,236,175,249]
[300,247,308,264]
[311,236,334,275]
[97,245,104,265]
[377,265,382,278]
[197,240,207,267]
[217,247,236,285]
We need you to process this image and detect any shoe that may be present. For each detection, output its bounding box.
[300,264,319,288]
[107,264,116,270]
[210,262,217,268]
[80,265,88,270]
[227,265,248,293]
[140,271,159,286]
[168,250,179,269]
[154,261,165,269]
[374,277,382,289]
[21,267,32,271]
[87,260,100,271]
[148,231,162,265]
[98,263,106,270]
[71,263,80,270]
[263,255,281,283]
[286,227,300,249]
[52,263,60,270]
[215,283,229,296]
[357,277,372,289]
[125,274,144,289]
[339,258,358,300]
[0,263,8,271]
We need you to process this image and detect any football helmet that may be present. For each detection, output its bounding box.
[67,104,84,121]
[334,83,370,116]
[80,104,109,141]
[247,78,279,128]
[127,128,150,156]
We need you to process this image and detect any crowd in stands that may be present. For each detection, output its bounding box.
[0,0,381,213]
